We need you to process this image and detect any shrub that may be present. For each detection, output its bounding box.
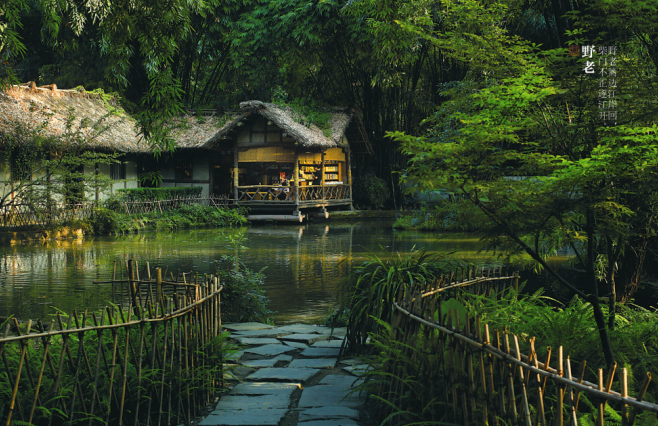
[114,187,202,201]
[214,255,273,323]
[353,172,390,210]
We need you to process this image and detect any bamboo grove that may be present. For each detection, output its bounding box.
[363,267,658,425]
[0,260,227,426]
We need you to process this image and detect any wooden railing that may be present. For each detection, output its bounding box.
[0,202,96,228]
[375,266,657,425]
[0,259,225,426]
[236,184,350,203]
[117,195,231,215]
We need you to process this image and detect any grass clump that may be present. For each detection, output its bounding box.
[88,204,246,234]
[341,248,463,353]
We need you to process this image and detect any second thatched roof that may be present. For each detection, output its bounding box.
[198,101,354,150]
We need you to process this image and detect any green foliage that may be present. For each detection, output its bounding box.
[322,307,350,328]
[90,204,246,234]
[461,285,658,396]
[353,173,390,210]
[214,255,273,323]
[393,197,491,231]
[342,248,464,353]
[0,114,123,212]
[113,187,202,202]
[273,95,333,137]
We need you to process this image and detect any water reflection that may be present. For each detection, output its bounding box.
[0,221,569,324]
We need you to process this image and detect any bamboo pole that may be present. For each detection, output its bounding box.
[6,319,32,426]
[86,311,106,426]
[48,314,74,426]
[118,302,133,426]
[29,320,55,425]
[133,307,147,426]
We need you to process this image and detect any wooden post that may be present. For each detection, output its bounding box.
[156,268,163,303]
[346,144,353,210]
[321,150,326,200]
[294,151,300,210]
[128,260,137,308]
[513,271,520,292]
[233,141,239,202]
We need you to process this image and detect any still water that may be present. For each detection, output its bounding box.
[0,221,560,324]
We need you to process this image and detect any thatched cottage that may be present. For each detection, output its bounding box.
[0,84,370,219]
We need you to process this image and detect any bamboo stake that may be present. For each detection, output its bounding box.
[118,302,133,426]
[503,333,518,424]
[133,307,147,426]
[598,369,605,426]
[476,317,490,424]
[565,357,578,426]
[620,368,628,426]
[628,373,651,426]
[29,319,56,425]
[556,346,565,426]
[513,334,532,426]
[48,314,74,426]
[87,310,106,426]
[6,319,32,426]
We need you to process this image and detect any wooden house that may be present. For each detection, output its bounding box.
[178,100,369,221]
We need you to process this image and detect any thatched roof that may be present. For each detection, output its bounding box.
[0,83,150,152]
[0,86,358,152]
[199,101,354,149]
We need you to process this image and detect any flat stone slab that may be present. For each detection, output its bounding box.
[273,354,293,362]
[300,348,341,358]
[298,385,366,408]
[288,358,337,369]
[231,329,288,338]
[240,359,278,368]
[226,351,244,362]
[275,324,325,334]
[214,394,290,410]
[298,421,358,426]
[316,327,347,336]
[199,408,288,426]
[246,368,320,383]
[342,364,370,375]
[298,407,360,422]
[311,340,344,348]
[238,338,282,346]
[279,334,331,345]
[318,375,360,388]
[243,344,298,356]
[283,341,308,349]
[232,366,256,377]
[338,358,365,366]
[229,382,301,396]
[223,323,275,332]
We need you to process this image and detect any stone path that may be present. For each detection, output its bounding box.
[199,322,369,426]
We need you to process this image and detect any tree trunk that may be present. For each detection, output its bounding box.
[615,237,649,302]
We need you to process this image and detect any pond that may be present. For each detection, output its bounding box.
[0,220,568,324]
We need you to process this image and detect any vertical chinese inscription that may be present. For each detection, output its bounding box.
[583,44,618,125]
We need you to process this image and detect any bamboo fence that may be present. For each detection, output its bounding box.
[0,259,225,426]
[0,202,96,228]
[378,266,657,426]
[117,195,231,215]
